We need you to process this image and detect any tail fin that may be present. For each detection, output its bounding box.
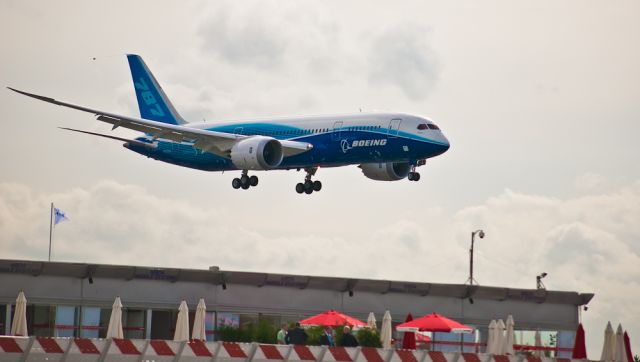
[126,54,186,125]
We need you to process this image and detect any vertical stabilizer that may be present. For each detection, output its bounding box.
[126,54,186,125]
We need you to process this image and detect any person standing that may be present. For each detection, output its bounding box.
[277,323,288,344]
[288,322,308,345]
[320,327,335,346]
[341,326,359,347]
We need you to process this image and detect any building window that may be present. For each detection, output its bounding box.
[27,305,54,337]
[123,309,146,339]
[81,307,110,338]
[55,305,78,337]
[0,305,6,334]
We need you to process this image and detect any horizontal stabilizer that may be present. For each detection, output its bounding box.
[59,127,156,148]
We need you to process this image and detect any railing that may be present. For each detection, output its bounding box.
[0,336,588,362]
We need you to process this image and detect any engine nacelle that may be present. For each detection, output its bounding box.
[359,162,411,181]
[230,136,283,170]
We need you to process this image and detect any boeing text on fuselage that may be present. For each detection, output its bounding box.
[8,54,450,194]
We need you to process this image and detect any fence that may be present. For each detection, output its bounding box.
[0,337,587,362]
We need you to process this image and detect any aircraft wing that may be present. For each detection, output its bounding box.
[8,87,313,158]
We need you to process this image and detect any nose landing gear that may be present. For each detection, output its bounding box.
[232,170,259,190]
[407,164,422,182]
[296,167,322,194]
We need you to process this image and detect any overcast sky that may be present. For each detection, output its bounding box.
[1,0,639,355]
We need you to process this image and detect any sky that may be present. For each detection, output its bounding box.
[1,0,639,356]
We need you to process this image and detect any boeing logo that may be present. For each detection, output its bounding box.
[341,139,387,153]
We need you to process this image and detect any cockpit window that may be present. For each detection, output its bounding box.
[428,124,440,130]
[417,123,428,130]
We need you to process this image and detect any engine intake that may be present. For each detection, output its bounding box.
[230,137,283,170]
[359,162,411,181]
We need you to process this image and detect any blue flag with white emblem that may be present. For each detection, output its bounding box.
[54,208,69,225]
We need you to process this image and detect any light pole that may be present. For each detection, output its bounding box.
[465,229,485,285]
[536,272,547,289]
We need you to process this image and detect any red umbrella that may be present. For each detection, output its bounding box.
[299,310,367,327]
[396,313,473,333]
[624,331,633,362]
[572,323,587,359]
[402,313,417,350]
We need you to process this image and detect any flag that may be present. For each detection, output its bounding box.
[54,208,69,225]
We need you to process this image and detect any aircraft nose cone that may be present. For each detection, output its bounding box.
[438,134,450,155]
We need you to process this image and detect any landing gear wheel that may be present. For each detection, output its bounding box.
[408,173,414,181]
[304,180,314,194]
[414,172,420,181]
[296,167,322,194]
[241,182,250,190]
[249,175,259,186]
[240,174,249,185]
[232,178,242,189]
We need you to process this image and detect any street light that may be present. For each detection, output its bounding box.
[465,229,485,285]
[536,272,547,290]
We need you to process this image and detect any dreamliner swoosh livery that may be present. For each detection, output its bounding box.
[9,55,450,194]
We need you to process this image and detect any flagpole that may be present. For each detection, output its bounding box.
[49,202,53,262]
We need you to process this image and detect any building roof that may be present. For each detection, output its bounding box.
[0,259,593,306]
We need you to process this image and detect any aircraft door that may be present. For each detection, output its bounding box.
[388,119,402,138]
[332,121,343,141]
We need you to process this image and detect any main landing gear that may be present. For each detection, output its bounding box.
[232,170,259,190]
[296,167,322,194]
[407,165,421,182]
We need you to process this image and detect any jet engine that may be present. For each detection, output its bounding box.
[230,136,283,170]
[359,162,411,181]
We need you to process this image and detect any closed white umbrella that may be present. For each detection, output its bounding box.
[495,319,506,354]
[614,324,626,362]
[505,315,515,355]
[174,300,190,342]
[534,330,543,358]
[367,312,377,330]
[486,320,497,354]
[10,291,28,336]
[106,296,124,339]
[381,310,392,349]
[601,322,615,361]
[192,298,206,341]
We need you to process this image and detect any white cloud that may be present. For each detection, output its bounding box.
[368,25,440,100]
[575,173,607,193]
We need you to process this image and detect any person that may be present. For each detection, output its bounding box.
[320,327,335,346]
[341,326,359,347]
[287,322,308,345]
[277,323,288,344]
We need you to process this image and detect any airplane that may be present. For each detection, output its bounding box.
[8,54,450,194]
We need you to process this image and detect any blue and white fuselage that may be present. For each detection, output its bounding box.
[9,54,449,194]
[130,112,449,172]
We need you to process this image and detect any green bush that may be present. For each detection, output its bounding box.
[217,325,251,342]
[357,328,382,347]
[253,320,277,344]
[217,321,277,343]
[305,326,325,345]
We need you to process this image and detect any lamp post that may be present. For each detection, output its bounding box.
[536,272,547,289]
[465,229,485,285]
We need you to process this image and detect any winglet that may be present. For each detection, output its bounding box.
[8,87,57,103]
